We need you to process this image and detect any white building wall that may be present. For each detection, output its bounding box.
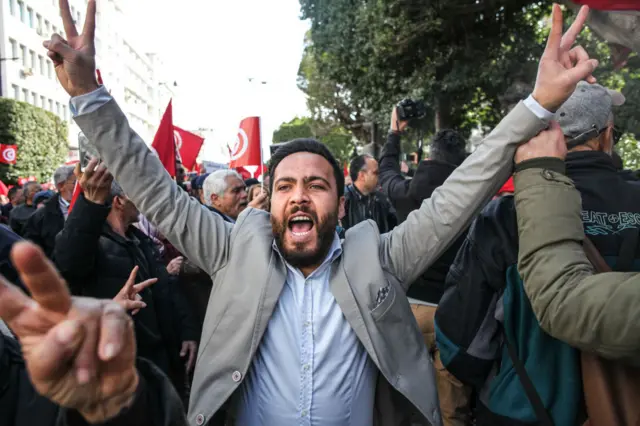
[0,0,169,163]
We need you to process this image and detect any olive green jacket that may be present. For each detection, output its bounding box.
[514,166,640,363]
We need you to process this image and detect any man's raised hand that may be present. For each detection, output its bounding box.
[44,0,99,97]
[114,266,157,315]
[0,242,138,423]
[532,4,599,112]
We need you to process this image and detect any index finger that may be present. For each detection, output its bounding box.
[560,5,589,51]
[11,242,71,315]
[543,3,563,59]
[58,0,79,39]
[123,266,139,294]
[82,0,97,41]
[132,278,158,294]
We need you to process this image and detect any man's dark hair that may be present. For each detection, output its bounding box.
[430,129,467,166]
[349,154,372,184]
[7,186,20,200]
[23,182,40,199]
[268,139,345,198]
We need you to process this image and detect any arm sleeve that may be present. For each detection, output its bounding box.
[379,102,546,289]
[378,132,411,206]
[515,167,640,363]
[53,194,109,294]
[72,93,233,276]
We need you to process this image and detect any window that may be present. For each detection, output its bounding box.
[56,102,61,116]
[63,105,68,121]
[22,89,28,102]
[9,39,18,59]
[8,0,15,16]
[77,11,81,25]
[17,0,24,23]
[47,61,53,79]
[39,56,44,75]
[29,50,36,69]
[20,45,27,66]
[12,85,19,100]
[27,7,33,28]
[31,92,37,105]
[45,20,50,35]
[48,99,53,111]
[40,95,45,107]
[36,14,42,33]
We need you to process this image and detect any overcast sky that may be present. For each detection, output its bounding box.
[126,0,310,162]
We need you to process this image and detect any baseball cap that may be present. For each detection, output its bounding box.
[33,190,54,206]
[556,81,625,149]
[194,174,210,191]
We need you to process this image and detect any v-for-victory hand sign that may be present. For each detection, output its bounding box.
[44,0,99,97]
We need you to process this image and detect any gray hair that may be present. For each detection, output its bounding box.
[53,165,75,186]
[203,170,243,207]
[110,180,125,199]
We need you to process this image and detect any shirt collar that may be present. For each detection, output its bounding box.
[59,196,70,208]
[272,232,343,276]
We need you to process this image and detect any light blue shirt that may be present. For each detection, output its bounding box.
[236,233,377,426]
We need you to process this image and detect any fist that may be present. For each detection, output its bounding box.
[76,158,114,205]
[390,107,409,133]
[515,121,567,164]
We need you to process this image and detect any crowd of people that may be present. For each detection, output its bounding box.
[2,1,640,426]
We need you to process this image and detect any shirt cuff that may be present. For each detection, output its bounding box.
[523,95,554,122]
[69,85,112,117]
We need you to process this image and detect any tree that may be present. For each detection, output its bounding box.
[273,117,356,164]
[299,0,548,138]
[0,99,68,184]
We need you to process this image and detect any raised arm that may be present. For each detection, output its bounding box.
[379,4,599,287]
[43,0,232,275]
[514,126,640,363]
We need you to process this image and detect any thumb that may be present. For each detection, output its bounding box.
[180,343,187,357]
[44,35,76,61]
[565,59,599,86]
[548,120,562,132]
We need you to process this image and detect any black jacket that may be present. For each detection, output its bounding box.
[23,193,65,259]
[9,204,36,237]
[53,194,199,377]
[378,132,466,303]
[342,185,397,234]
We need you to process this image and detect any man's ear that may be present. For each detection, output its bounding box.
[601,126,614,154]
[338,196,346,220]
[210,193,219,207]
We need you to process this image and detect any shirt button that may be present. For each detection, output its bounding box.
[301,410,308,417]
[304,321,311,327]
[303,364,310,371]
[195,414,206,425]
[232,371,242,382]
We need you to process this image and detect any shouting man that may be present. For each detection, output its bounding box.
[0,2,599,426]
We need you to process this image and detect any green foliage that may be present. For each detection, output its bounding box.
[0,98,68,184]
[273,117,356,164]
[299,0,549,138]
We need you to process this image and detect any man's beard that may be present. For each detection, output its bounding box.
[272,206,338,269]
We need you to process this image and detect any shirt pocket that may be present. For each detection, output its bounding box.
[370,284,397,322]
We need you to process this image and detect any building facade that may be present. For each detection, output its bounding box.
[0,0,171,162]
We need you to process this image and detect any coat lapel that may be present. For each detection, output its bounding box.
[330,261,380,366]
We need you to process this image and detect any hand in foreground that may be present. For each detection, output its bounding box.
[76,158,114,205]
[181,340,198,374]
[166,256,184,276]
[44,0,98,97]
[113,266,157,315]
[515,121,567,164]
[248,190,270,211]
[390,107,409,133]
[532,4,599,112]
[0,242,138,423]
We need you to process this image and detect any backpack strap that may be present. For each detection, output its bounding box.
[504,332,556,426]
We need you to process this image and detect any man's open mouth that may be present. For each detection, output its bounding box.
[288,214,314,236]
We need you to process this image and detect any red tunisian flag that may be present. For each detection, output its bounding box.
[152,100,177,177]
[173,126,204,171]
[229,117,262,175]
[0,145,17,165]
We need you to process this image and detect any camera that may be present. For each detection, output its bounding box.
[396,99,427,121]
